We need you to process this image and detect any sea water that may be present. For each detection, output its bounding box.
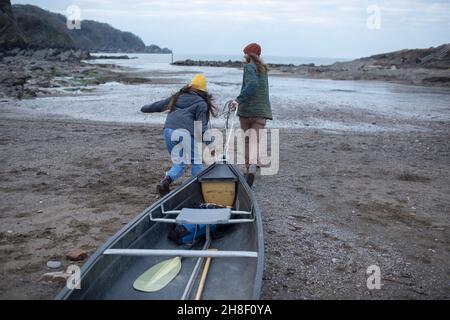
[12,53,450,132]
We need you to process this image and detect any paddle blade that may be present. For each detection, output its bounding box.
[133,257,182,292]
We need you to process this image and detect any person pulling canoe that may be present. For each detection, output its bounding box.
[141,74,217,196]
[229,43,273,187]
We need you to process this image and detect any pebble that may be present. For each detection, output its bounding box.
[332,258,338,263]
[66,249,87,261]
[47,261,61,269]
[40,271,71,283]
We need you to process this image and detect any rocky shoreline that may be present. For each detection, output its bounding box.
[173,59,450,87]
[172,59,302,69]
[173,44,450,87]
[88,55,136,60]
[1,44,449,100]
[0,48,153,99]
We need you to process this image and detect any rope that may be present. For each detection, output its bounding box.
[223,101,238,162]
[208,100,238,162]
[217,100,236,130]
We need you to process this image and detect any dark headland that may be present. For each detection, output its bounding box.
[0,1,172,99]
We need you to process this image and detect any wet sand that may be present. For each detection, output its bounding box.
[0,109,448,299]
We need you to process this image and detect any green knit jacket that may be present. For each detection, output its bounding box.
[236,61,272,120]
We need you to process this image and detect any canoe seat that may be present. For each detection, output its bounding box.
[176,208,231,225]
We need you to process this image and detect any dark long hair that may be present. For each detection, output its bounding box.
[165,85,218,120]
[246,53,269,73]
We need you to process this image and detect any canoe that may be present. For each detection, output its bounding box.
[56,162,264,300]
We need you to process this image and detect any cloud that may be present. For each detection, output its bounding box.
[11,0,450,57]
[15,0,450,26]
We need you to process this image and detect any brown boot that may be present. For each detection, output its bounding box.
[156,175,172,196]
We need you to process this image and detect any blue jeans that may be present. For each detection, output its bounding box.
[164,128,203,182]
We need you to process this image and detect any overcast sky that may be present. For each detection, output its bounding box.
[12,0,450,59]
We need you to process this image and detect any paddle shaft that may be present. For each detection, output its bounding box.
[181,226,212,300]
[195,249,217,300]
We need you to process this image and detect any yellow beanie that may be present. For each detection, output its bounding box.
[190,74,207,92]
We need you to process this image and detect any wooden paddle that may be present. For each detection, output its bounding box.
[194,248,217,300]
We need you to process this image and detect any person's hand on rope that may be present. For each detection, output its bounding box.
[229,100,239,111]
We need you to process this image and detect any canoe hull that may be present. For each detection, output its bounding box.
[56,163,264,300]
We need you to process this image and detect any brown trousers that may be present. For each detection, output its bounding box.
[239,117,266,167]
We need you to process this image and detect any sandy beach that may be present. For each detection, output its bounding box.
[0,105,448,299]
[2,0,450,302]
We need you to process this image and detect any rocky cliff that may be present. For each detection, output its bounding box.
[0,2,171,54]
[0,0,27,50]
